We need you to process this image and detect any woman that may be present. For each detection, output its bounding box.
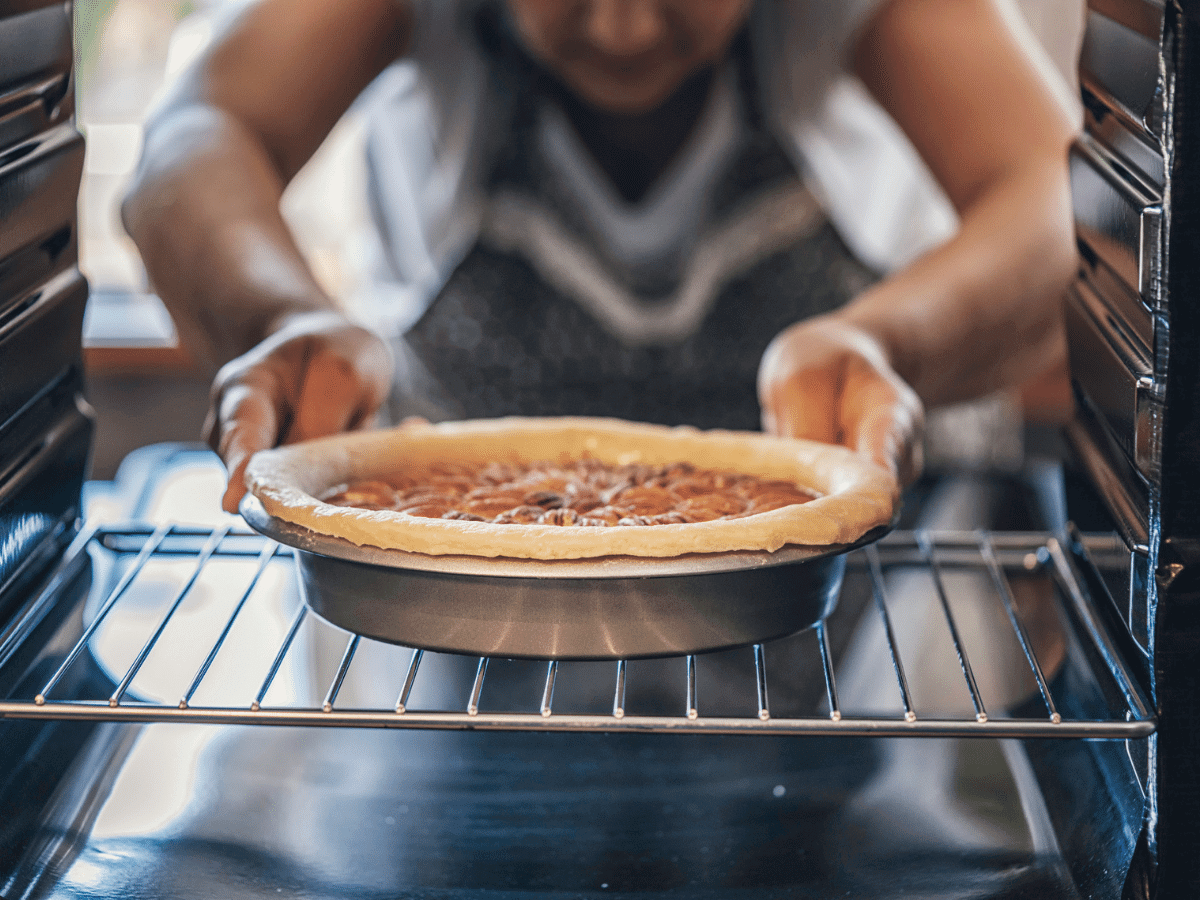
[122,0,1078,513]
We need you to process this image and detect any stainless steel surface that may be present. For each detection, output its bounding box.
[0,524,1155,739]
[1071,133,1162,302]
[1089,0,1165,42]
[240,495,875,659]
[0,269,88,429]
[0,124,82,266]
[1080,6,1164,138]
[1065,278,1159,479]
[1065,415,1151,552]
[0,4,72,150]
[1067,105,1169,558]
[1083,82,1166,187]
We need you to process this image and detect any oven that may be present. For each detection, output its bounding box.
[1,0,1197,897]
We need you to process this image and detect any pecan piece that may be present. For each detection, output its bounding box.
[525,490,567,509]
[324,480,398,510]
[581,505,623,526]
[617,515,655,526]
[539,507,581,526]
[464,485,525,502]
[398,501,455,518]
[442,510,487,522]
[667,475,721,499]
[427,476,474,496]
[465,496,530,518]
[492,505,546,524]
[647,512,692,525]
[677,493,746,520]
[477,462,517,485]
[611,485,674,516]
[565,486,602,512]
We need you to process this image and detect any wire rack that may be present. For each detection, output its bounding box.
[0,524,1155,738]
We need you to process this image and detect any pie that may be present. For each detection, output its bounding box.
[244,417,897,559]
[322,458,822,525]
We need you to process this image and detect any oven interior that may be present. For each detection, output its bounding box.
[4,0,1200,897]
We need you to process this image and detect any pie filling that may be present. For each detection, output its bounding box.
[322,458,820,527]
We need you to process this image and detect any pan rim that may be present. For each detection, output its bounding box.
[241,495,890,580]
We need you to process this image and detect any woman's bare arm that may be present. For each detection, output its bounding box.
[123,0,412,368]
[761,0,1078,480]
[122,0,412,511]
[847,0,1078,405]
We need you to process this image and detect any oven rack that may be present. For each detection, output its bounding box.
[0,525,1155,738]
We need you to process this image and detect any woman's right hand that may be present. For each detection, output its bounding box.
[758,316,923,488]
[204,310,393,514]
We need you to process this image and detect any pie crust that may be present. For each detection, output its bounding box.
[244,417,897,559]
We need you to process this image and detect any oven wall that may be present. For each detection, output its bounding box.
[1068,1,1200,895]
[0,0,93,620]
[0,0,106,884]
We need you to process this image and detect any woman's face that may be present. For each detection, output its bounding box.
[506,0,754,113]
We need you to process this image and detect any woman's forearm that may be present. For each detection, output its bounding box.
[122,104,334,371]
[121,0,411,372]
[842,0,1080,410]
[837,154,1076,408]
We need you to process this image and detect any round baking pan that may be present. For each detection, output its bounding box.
[241,496,887,659]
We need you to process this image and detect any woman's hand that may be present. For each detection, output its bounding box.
[205,311,393,514]
[758,316,923,486]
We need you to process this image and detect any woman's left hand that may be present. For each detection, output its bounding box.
[758,315,923,487]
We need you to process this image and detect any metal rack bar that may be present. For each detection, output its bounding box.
[110,525,231,707]
[1047,532,1154,722]
[35,522,172,704]
[468,657,488,716]
[917,530,989,723]
[978,533,1061,723]
[395,649,423,713]
[0,703,1156,738]
[322,634,361,712]
[753,644,770,721]
[0,527,1156,739]
[181,540,278,709]
[686,655,698,720]
[613,660,627,719]
[866,544,916,722]
[815,623,840,722]
[252,605,307,711]
[98,527,292,558]
[541,660,557,718]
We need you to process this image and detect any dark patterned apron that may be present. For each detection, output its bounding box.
[387,18,877,432]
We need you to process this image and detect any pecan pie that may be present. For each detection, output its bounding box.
[244,417,896,559]
[322,459,820,527]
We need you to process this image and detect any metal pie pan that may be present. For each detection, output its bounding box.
[241,495,886,660]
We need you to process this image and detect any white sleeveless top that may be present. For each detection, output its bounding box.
[359,0,957,338]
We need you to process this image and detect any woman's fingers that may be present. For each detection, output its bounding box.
[203,315,394,512]
[758,322,843,445]
[759,316,925,486]
[844,362,925,485]
[288,330,392,442]
[206,356,291,513]
[289,350,372,443]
